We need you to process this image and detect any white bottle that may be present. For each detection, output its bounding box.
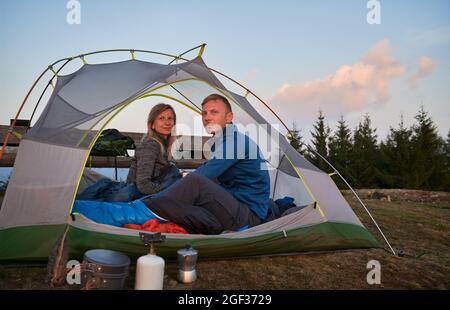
[134,243,165,290]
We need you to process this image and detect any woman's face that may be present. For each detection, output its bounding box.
[150,108,175,137]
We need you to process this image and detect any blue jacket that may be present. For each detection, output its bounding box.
[194,124,270,220]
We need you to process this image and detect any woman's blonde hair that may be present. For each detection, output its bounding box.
[144,103,176,159]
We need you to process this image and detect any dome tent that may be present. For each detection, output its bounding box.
[0,45,382,262]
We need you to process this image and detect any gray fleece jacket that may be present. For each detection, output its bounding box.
[126,138,171,194]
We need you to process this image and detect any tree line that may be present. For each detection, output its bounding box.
[287,106,449,191]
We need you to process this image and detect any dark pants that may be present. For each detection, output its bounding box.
[142,173,261,234]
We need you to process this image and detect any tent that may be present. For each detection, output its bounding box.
[0,45,381,262]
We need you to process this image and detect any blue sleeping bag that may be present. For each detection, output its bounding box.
[72,199,167,227]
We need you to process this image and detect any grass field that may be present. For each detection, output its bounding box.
[0,189,449,290]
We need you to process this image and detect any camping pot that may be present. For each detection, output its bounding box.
[177,246,198,284]
[81,249,130,290]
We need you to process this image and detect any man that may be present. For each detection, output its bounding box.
[142,94,270,234]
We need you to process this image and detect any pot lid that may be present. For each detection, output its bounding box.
[177,245,198,256]
[84,249,130,266]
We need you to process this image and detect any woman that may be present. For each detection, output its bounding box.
[77,103,181,202]
[127,103,181,195]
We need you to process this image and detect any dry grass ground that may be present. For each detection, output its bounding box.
[0,189,449,290]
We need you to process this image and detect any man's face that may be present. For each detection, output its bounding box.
[202,99,233,134]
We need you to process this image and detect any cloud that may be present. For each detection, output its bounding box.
[411,27,450,47]
[269,40,405,123]
[408,56,438,89]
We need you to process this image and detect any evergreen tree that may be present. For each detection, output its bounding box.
[350,114,380,188]
[409,106,447,190]
[328,116,355,188]
[378,115,413,188]
[287,122,306,156]
[306,110,331,172]
[445,131,450,191]
[446,131,450,156]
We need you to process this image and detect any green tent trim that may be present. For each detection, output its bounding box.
[0,222,379,262]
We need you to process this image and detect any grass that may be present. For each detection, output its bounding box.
[0,189,449,290]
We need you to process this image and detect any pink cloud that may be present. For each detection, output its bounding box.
[408,56,438,89]
[269,40,405,121]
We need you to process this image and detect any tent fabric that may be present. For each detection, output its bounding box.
[298,168,363,225]
[78,169,104,193]
[0,139,86,228]
[0,54,380,261]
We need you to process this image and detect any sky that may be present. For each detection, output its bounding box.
[0,0,449,142]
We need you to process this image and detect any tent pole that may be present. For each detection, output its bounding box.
[27,44,205,130]
[168,43,206,65]
[9,47,198,137]
[28,59,73,132]
[305,147,397,256]
[0,67,50,160]
[0,54,78,159]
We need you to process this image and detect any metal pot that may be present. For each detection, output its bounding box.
[177,246,198,284]
[81,249,130,290]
